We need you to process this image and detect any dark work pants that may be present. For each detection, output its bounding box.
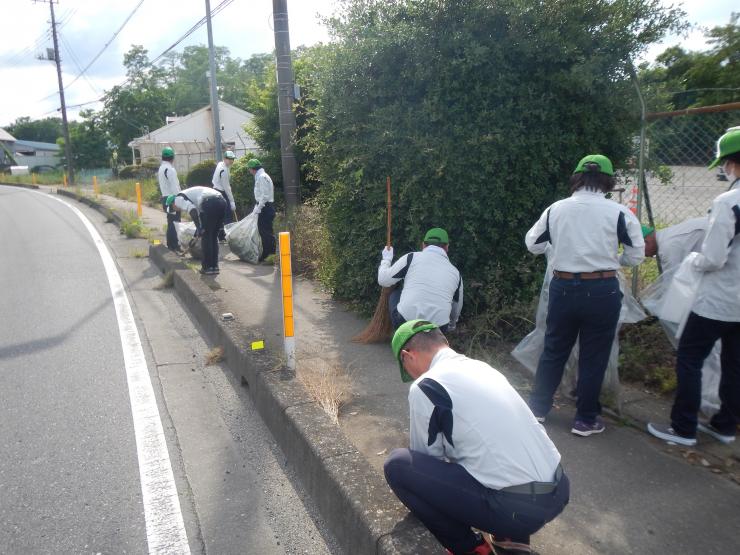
[161,197,181,251]
[257,202,275,260]
[215,188,232,240]
[529,276,621,423]
[384,449,569,554]
[388,287,449,333]
[200,196,226,271]
[671,312,740,437]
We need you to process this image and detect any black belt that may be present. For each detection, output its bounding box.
[500,464,563,495]
[553,270,616,280]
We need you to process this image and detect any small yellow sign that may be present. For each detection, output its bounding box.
[251,340,265,350]
[152,239,161,245]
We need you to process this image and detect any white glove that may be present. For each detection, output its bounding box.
[252,205,262,215]
[230,201,236,211]
[381,246,394,261]
[447,322,456,332]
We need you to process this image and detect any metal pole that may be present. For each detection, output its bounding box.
[272,0,300,211]
[630,66,647,293]
[205,0,222,161]
[49,0,74,185]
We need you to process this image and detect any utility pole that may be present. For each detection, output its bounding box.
[205,0,222,162]
[37,0,74,185]
[272,0,300,210]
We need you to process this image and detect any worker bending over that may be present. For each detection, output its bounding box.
[378,227,463,331]
[384,320,568,555]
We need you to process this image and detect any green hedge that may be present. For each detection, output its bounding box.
[308,0,683,326]
[185,159,216,186]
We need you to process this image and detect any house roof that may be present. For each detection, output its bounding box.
[0,128,17,142]
[13,139,59,151]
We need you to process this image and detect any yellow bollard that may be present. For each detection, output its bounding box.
[32,173,36,185]
[279,232,296,370]
[135,182,142,217]
[93,175,98,195]
[63,174,67,187]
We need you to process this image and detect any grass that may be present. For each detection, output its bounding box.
[0,171,65,185]
[129,248,148,258]
[100,178,160,206]
[296,354,352,423]
[154,270,175,290]
[120,212,149,239]
[619,317,677,394]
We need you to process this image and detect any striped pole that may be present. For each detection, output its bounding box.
[63,174,67,188]
[93,175,98,195]
[278,231,296,370]
[135,182,143,217]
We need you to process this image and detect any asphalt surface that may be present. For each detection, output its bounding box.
[0,185,337,554]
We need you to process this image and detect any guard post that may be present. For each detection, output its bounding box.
[135,182,142,217]
[278,231,296,370]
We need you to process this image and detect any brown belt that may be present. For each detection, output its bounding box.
[553,270,617,280]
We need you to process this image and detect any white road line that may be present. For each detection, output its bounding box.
[44,193,190,554]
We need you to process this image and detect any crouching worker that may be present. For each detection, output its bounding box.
[166,186,226,275]
[384,320,569,555]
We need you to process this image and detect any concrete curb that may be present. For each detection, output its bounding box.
[57,188,443,555]
[0,181,40,190]
[57,189,124,227]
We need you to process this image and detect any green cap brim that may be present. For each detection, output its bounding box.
[707,158,722,170]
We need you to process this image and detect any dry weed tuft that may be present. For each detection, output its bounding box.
[205,346,225,366]
[296,355,352,423]
[154,270,175,290]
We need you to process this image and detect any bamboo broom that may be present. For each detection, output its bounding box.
[352,176,395,343]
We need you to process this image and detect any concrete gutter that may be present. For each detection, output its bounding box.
[0,181,40,190]
[56,188,444,555]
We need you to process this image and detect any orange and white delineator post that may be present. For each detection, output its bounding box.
[135,182,143,217]
[279,231,296,370]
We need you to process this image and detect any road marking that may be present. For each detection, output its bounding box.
[45,193,190,554]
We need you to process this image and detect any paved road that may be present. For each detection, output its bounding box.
[0,186,337,554]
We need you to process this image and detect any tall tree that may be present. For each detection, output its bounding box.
[4,116,63,143]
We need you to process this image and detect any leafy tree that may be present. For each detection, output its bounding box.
[67,110,109,168]
[4,116,63,143]
[310,0,685,323]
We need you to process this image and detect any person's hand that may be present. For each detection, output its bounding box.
[252,205,262,215]
[230,201,236,211]
[194,227,203,238]
[381,246,394,261]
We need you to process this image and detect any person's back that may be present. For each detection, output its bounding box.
[158,159,180,197]
[398,246,461,326]
[178,185,222,210]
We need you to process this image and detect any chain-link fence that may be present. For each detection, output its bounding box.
[619,102,740,290]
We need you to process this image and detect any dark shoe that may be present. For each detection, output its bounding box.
[445,539,493,555]
[647,422,697,446]
[209,267,220,275]
[697,422,735,444]
[571,417,605,437]
[199,268,209,275]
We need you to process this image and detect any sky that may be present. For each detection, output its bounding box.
[0,0,735,127]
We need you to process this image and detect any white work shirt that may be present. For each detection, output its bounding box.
[525,189,645,272]
[691,187,740,322]
[157,161,180,197]
[253,168,274,208]
[172,186,223,213]
[656,217,707,272]
[212,161,235,210]
[409,348,562,490]
[378,245,463,327]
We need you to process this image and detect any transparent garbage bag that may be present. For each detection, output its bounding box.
[226,213,262,264]
[173,221,202,259]
[512,256,645,409]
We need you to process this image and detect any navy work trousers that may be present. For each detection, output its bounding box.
[671,312,740,437]
[257,202,275,261]
[529,276,621,423]
[200,195,226,271]
[161,197,181,251]
[384,449,569,554]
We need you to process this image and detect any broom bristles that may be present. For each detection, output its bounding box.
[352,287,394,343]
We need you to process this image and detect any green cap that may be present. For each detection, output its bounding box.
[391,319,438,382]
[165,194,176,206]
[423,227,449,245]
[162,146,175,158]
[573,154,614,176]
[246,158,262,169]
[224,150,236,159]
[641,224,654,238]
[708,129,740,169]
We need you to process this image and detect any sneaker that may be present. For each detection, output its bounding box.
[571,417,605,437]
[210,267,220,275]
[492,540,531,554]
[199,267,209,275]
[534,416,546,424]
[697,422,736,444]
[647,422,697,446]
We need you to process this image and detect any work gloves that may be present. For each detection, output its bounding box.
[194,227,203,238]
[252,205,262,215]
[230,201,236,212]
[381,246,394,262]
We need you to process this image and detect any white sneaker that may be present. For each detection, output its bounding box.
[647,422,697,446]
[697,422,736,444]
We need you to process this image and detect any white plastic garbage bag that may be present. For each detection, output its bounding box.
[173,221,203,259]
[511,254,645,407]
[657,253,704,338]
[226,213,262,264]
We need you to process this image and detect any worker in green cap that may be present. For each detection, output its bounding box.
[157,146,181,251]
[648,128,740,447]
[212,150,237,242]
[384,320,568,555]
[378,227,463,331]
[247,158,275,262]
[525,154,644,437]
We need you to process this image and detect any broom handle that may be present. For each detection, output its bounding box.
[386,176,392,247]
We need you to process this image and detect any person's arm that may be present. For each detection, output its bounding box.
[618,210,646,267]
[174,197,201,235]
[408,386,446,459]
[524,208,551,255]
[693,197,735,272]
[378,251,412,287]
[449,276,463,329]
[170,167,180,192]
[222,168,235,211]
[255,174,268,211]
